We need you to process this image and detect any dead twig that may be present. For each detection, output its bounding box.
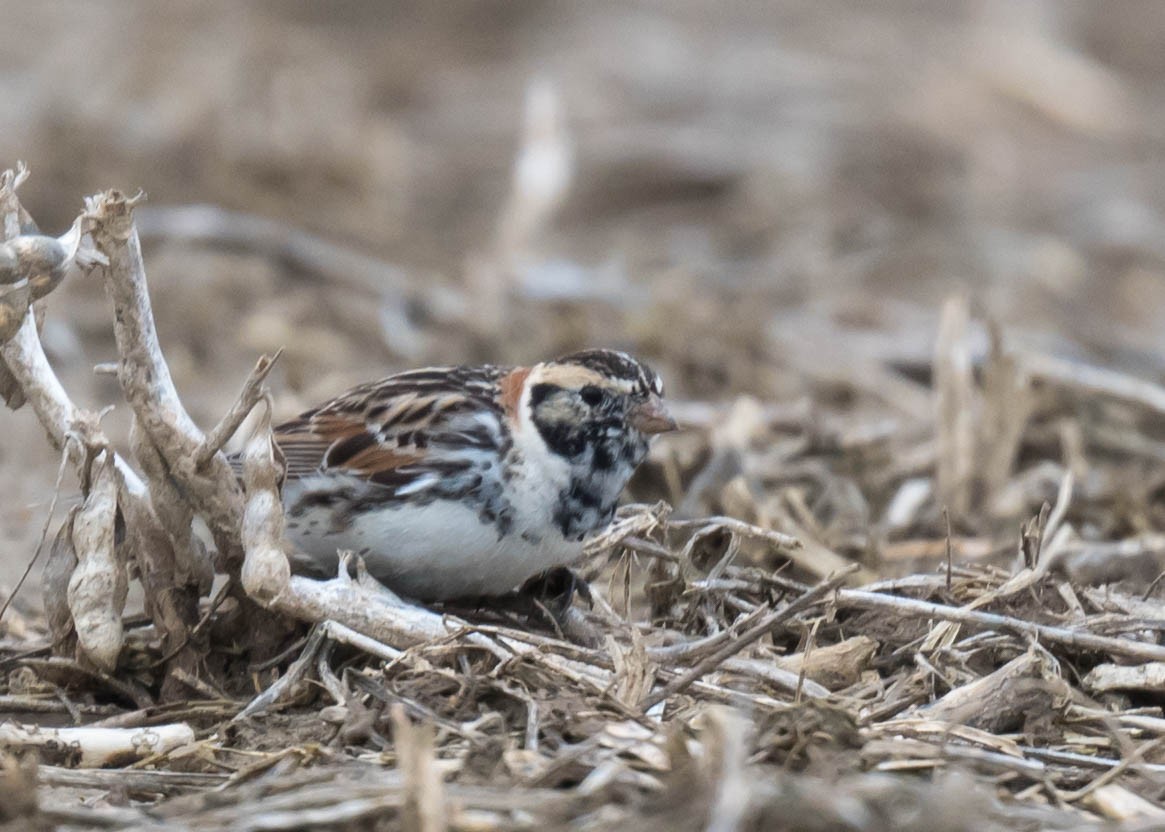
[835,587,1165,663]
[196,348,282,468]
[640,567,856,710]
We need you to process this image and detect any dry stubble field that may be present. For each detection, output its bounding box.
[4,2,1165,829]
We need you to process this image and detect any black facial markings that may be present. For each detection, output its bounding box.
[580,385,604,406]
[570,481,601,509]
[530,354,660,539]
[530,384,589,458]
[538,423,586,458]
[530,383,633,463]
[551,465,627,539]
[528,382,556,409]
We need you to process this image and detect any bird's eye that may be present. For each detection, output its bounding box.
[579,385,605,407]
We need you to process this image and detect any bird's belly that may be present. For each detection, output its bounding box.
[283,494,582,601]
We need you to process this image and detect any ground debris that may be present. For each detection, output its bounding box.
[5,4,1165,829]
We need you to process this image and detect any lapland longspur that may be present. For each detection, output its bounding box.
[271,349,675,601]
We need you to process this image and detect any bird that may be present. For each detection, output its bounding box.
[268,349,675,602]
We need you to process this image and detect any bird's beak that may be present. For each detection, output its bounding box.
[629,394,678,435]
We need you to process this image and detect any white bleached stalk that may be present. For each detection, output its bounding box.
[66,450,127,672]
[0,721,193,768]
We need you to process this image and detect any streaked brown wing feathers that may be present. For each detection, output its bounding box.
[270,367,508,481]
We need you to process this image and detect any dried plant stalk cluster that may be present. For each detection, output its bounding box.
[2,166,1165,830]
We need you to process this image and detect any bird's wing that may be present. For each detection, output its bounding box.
[271,365,517,499]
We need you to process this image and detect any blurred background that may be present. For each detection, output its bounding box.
[4,0,1165,604]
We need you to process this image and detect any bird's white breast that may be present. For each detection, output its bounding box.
[281,422,582,600]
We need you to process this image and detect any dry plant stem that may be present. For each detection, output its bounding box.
[19,656,153,709]
[773,635,877,691]
[131,422,211,591]
[703,708,752,832]
[977,325,1034,498]
[835,588,1165,663]
[721,657,830,699]
[640,567,856,710]
[117,487,205,695]
[66,450,127,672]
[1019,350,1165,415]
[87,190,301,689]
[393,704,447,832]
[669,516,801,554]
[1083,662,1165,694]
[171,667,228,700]
[240,404,469,652]
[0,694,118,717]
[89,190,247,568]
[0,314,135,484]
[37,765,225,791]
[130,768,579,832]
[348,672,468,740]
[0,163,31,238]
[1022,744,1165,776]
[0,166,34,406]
[920,517,1071,652]
[1056,737,1165,803]
[0,721,194,767]
[233,621,403,719]
[43,805,147,829]
[763,502,876,582]
[0,311,202,686]
[934,295,974,517]
[0,185,133,473]
[0,438,73,623]
[285,574,453,648]
[89,701,240,729]
[461,619,796,706]
[315,642,347,705]
[648,603,772,661]
[0,190,213,686]
[864,737,1048,779]
[1086,784,1165,822]
[197,349,282,468]
[0,279,30,341]
[918,649,1063,732]
[320,619,403,662]
[234,624,330,721]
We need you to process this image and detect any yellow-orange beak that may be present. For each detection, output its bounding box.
[629,394,677,435]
